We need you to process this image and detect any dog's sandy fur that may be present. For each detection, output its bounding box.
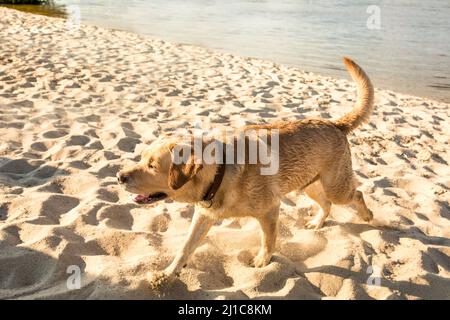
[118,57,374,287]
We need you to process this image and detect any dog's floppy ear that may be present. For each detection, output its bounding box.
[168,143,203,190]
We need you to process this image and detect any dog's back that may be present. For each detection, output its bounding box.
[244,57,374,195]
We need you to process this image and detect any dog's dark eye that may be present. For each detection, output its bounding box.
[148,163,155,169]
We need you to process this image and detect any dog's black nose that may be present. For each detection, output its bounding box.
[117,172,129,184]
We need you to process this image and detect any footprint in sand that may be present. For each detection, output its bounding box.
[37,174,97,196]
[0,158,44,175]
[431,153,447,165]
[101,151,119,161]
[0,203,9,221]
[117,137,140,153]
[373,177,393,188]
[0,121,24,129]
[66,135,90,146]
[190,246,234,290]
[0,225,22,246]
[90,231,159,259]
[97,187,120,203]
[39,195,80,224]
[31,165,61,179]
[0,246,58,292]
[237,250,257,267]
[97,163,122,179]
[30,140,57,152]
[97,204,136,230]
[179,205,195,220]
[68,161,91,169]
[86,140,104,150]
[420,251,440,274]
[7,194,79,225]
[84,115,101,123]
[427,248,450,272]
[150,213,171,232]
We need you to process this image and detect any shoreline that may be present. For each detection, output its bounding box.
[1,7,449,299]
[3,5,449,104]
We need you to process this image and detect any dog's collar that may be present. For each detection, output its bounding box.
[202,162,226,207]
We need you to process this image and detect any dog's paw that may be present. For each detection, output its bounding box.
[305,216,325,229]
[148,271,175,291]
[358,208,373,222]
[253,252,271,268]
[363,209,374,222]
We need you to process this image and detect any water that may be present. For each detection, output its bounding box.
[6,0,450,102]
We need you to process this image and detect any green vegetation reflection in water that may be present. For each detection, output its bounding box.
[0,0,66,18]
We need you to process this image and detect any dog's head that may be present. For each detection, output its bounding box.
[116,135,205,205]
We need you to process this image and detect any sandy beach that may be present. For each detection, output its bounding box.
[0,7,449,299]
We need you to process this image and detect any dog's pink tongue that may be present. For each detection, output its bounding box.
[133,194,148,202]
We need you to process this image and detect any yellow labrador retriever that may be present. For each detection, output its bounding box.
[117,57,374,286]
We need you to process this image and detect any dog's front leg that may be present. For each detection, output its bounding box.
[254,205,279,268]
[149,210,214,289]
[165,209,214,277]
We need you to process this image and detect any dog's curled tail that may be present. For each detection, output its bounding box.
[334,57,374,134]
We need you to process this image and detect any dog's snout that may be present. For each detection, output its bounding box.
[117,172,129,184]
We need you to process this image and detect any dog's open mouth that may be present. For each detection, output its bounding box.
[132,192,167,204]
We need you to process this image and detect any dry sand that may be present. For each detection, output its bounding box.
[0,8,449,299]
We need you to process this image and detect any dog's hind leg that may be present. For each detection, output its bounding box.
[320,156,373,223]
[350,190,373,222]
[304,181,332,229]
